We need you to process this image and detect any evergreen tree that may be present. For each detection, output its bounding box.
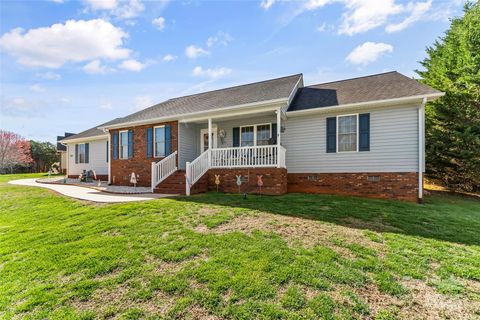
[416,2,480,192]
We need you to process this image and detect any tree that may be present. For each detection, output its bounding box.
[416,2,480,192]
[0,131,33,173]
[29,141,59,172]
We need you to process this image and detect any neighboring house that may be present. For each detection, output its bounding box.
[57,132,75,174]
[64,71,444,202]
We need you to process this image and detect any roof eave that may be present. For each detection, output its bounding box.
[99,97,289,130]
[60,134,108,144]
[286,92,444,116]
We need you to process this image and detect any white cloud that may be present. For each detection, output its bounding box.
[50,0,65,3]
[134,95,153,110]
[152,17,165,30]
[386,0,432,33]
[192,66,232,79]
[1,96,43,117]
[30,84,46,93]
[83,59,109,74]
[36,71,61,80]
[162,54,176,62]
[0,19,130,68]
[119,59,145,71]
[316,22,327,32]
[305,0,330,10]
[185,45,209,59]
[99,101,113,109]
[206,31,233,48]
[260,0,276,10]
[83,0,118,10]
[83,0,145,20]
[346,42,393,65]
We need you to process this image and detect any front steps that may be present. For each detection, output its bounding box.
[153,170,209,195]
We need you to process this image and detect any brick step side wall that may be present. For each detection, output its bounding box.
[153,170,208,195]
[287,172,418,202]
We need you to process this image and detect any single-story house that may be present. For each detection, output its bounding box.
[60,71,443,202]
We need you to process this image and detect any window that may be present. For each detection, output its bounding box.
[241,126,254,146]
[154,126,166,157]
[337,115,357,152]
[256,124,271,146]
[120,130,129,159]
[240,124,272,146]
[78,143,86,163]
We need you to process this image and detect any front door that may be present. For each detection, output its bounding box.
[200,128,217,152]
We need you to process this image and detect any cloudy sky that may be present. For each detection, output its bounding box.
[0,0,465,142]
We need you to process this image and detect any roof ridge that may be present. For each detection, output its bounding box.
[307,71,398,87]
[168,73,303,100]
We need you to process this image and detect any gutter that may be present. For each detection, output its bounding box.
[59,134,108,144]
[286,92,445,117]
[418,97,427,203]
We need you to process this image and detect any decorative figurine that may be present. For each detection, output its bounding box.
[257,175,263,194]
[236,175,242,193]
[214,174,221,192]
[130,172,137,189]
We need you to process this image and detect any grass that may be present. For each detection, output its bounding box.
[1,173,479,319]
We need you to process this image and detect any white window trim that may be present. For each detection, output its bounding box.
[240,123,272,146]
[153,125,166,158]
[336,113,359,153]
[77,143,86,163]
[119,130,129,159]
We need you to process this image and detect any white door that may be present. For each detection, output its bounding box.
[200,128,217,152]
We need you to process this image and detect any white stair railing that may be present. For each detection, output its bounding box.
[185,149,210,196]
[210,145,284,168]
[151,151,177,192]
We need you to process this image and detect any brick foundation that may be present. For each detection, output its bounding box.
[207,168,287,195]
[287,172,418,202]
[110,121,178,187]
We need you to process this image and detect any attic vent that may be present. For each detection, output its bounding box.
[367,176,380,182]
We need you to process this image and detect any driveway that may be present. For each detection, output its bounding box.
[8,178,175,203]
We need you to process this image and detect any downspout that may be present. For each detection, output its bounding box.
[418,97,427,203]
[105,129,112,185]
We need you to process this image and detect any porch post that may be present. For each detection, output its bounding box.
[276,108,281,168]
[208,118,212,150]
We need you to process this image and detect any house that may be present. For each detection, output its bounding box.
[56,132,75,174]
[60,71,443,202]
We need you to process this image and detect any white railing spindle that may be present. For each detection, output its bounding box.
[151,151,177,192]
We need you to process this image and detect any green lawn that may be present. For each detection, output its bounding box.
[1,173,479,319]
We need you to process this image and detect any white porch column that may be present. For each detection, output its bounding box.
[107,130,111,184]
[276,108,281,168]
[208,118,212,150]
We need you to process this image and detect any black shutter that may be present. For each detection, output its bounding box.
[359,113,370,151]
[271,123,277,145]
[128,130,134,158]
[85,143,89,163]
[165,124,171,156]
[146,128,153,157]
[326,117,336,153]
[233,127,240,147]
[75,144,79,164]
[112,131,119,160]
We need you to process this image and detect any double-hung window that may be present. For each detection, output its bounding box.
[240,124,272,146]
[154,126,166,157]
[119,130,129,159]
[78,143,86,163]
[241,126,254,147]
[337,115,357,152]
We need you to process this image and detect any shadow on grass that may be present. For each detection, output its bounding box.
[175,192,480,246]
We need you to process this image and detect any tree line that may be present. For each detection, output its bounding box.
[0,131,59,174]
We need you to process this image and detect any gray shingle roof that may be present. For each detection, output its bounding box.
[60,119,122,142]
[103,74,302,127]
[288,71,441,112]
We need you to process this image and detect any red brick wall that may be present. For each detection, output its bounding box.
[287,172,418,202]
[207,168,287,195]
[110,121,178,187]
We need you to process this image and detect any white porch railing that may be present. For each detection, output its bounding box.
[151,151,177,192]
[185,149,210,196]
[185,145,286,195]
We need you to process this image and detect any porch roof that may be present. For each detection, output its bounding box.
[100,74,302,129]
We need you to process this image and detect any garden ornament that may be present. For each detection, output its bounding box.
[214,174,221,192]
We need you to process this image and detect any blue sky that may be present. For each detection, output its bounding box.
[0,0,465,142]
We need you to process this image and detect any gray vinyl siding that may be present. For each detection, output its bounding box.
[282,104,419,173]
[179,123,197,170]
